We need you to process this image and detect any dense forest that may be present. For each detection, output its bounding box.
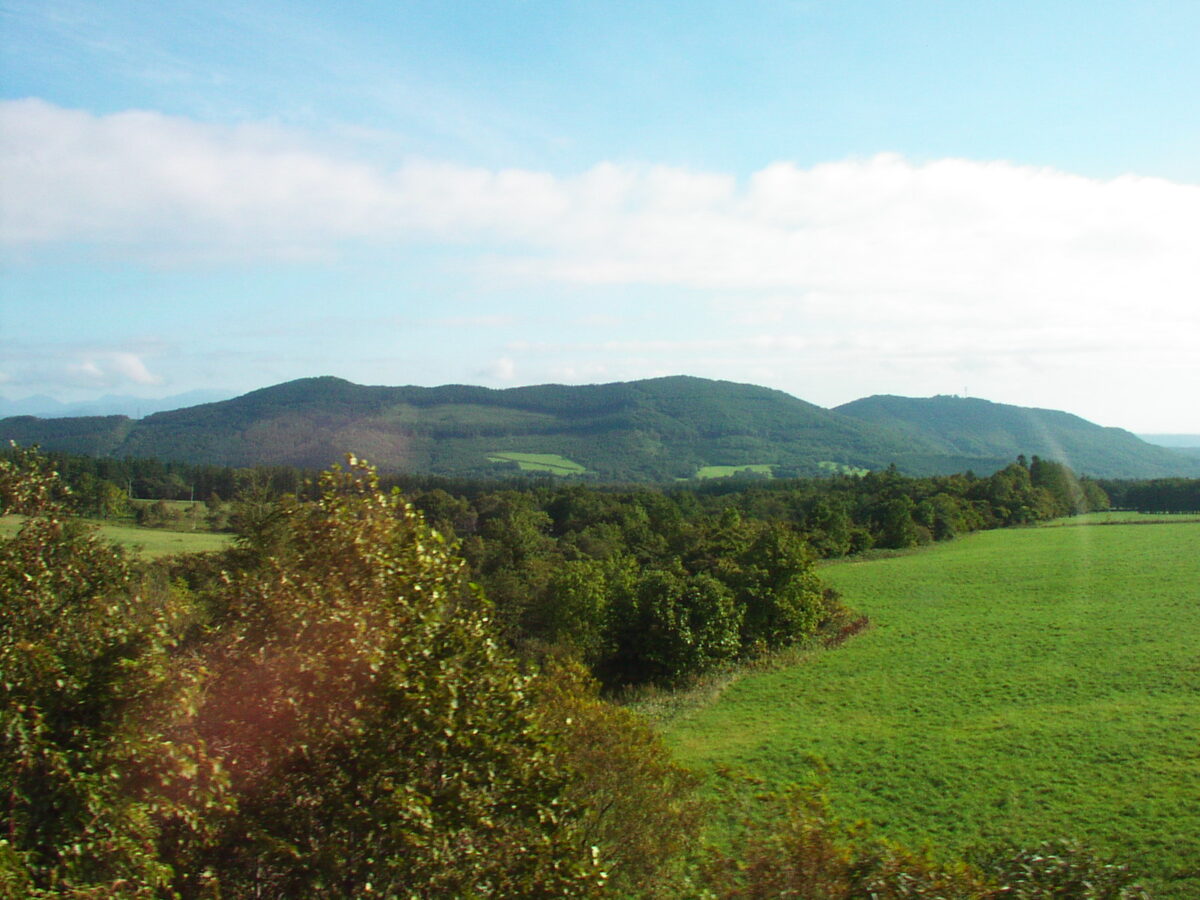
[1,445,1172,897]
[1097,478,1200,513]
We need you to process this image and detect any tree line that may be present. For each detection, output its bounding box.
[1098,477,1200,513]
[5,446,1117,691]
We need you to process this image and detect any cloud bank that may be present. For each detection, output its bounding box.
[5,99,1197,295]
[3,99,1198,424]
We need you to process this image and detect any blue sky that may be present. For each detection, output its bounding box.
[2,0,1198,430]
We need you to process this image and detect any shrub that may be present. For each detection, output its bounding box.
[701,783,992,900]
[978,840,1153,899]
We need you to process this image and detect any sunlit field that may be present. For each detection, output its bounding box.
[666,519,1200,898]
[695,464,775,479]
[1,515,231,558]
[486,452,588,474]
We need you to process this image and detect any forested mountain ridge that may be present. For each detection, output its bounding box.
[834,394,1198,478]
[3,375,1195,480]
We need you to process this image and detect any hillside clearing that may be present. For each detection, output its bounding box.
[486,452,587,474]
[695,464,775,479]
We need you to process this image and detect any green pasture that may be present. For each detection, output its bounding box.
[665,520,1200,897]
[1044,510,1200,526]
[1,514,231,559]
[695,464,775,479]
[91,520,231,557]
[486,452,587,475]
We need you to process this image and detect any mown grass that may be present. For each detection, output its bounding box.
[664,520,1200,898]
[1,514,231,558]
[486,452,587,474]
[695,464,775,479]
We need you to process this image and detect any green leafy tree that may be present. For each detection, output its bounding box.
[803,499,853,557]
[1,451,624,897]
[71,472,130,519]
[1,447,221,897]
[734,524,828,652]
[527,557,611,663]
[603,568,743,685]
[875,495,923,549]
[184,457,604,897]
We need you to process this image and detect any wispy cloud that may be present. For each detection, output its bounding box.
[478,356,517,382]
[2,342,166,393]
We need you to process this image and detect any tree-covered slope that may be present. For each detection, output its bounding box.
[0,414,135,458]
[835,394,1200,478]
[1,376,915,480]
[3,377,1194,480]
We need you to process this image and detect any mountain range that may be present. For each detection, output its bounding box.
[2,376,1196,481]
[0,389,233,420]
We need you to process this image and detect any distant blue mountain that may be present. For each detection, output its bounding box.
[0,389,233,419]
[1138,434,1200,448]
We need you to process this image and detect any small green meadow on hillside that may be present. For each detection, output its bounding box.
[665,518,1200,899]
[695,464,776,479]
[486,452,588,474]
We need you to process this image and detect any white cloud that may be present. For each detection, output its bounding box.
[109,352,164,385]
[8,100,1198,310]
[480,356,517,382]
[65,352,164,388]
[3,100,1199,426]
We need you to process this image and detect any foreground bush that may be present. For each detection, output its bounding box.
[978,840,1153,899]
[176,457,609,896]
[1,454,609,896]
[701,784,992,899]
[1,446,217,897]
[700,782,1155,900]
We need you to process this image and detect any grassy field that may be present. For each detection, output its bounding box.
[1044,510,1200,526]
[486,452,587,475]
[1,514,231,558]
[664,519,1200,897]
[695,464,775,479]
